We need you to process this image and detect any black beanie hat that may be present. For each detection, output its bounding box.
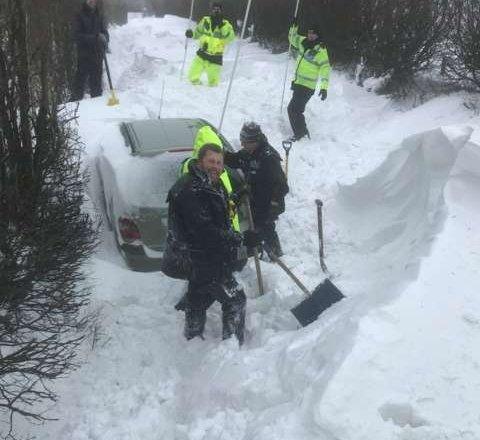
[240,122,263,143]
[307,24,322,40]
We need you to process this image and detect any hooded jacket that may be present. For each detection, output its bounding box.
[74,2,109,57]
[167,164,240,265]
[224,137,289,225]
[289,25,330,91]
[192,15,235,65]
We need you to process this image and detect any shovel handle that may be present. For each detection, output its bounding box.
[282,141,292,181]
[103,54,114,91]
[269,254,311,297]
[315,199,328,273]
[245,198,265,296]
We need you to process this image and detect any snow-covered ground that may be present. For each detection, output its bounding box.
[22,16,480,440]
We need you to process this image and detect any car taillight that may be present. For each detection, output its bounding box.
[118,217,141,243]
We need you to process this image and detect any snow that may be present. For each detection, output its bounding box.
[19,15,480,440]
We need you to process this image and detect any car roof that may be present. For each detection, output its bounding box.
[120,118,232,157]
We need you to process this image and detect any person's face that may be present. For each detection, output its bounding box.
[86,0,97,9]
[198,150,224,183]
[212,5,222,16]
[241,139,258,154]
[307,30,319,42]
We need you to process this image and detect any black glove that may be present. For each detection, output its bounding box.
[290,16,298,27]
[268,200,284,220]
[319,89,327,100]
[230,184,250,205]
[243,230,262,248]
[185,29,193,38]
[202,42,208,51]
[97,33,108,50]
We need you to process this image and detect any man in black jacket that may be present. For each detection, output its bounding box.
[167,144,259,345]
[71,0,109,101]
[224,122,289,259]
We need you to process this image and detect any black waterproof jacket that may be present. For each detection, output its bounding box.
[167,165,240,268]
[224,138,289,225]
[74,2,109,58]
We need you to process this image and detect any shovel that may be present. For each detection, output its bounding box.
[244,198,265,296]
[104,54,119,106]
[266,251,345,327]
[316,199,329,273]
[282,140,292,181]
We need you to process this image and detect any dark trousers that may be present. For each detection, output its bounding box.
[185,262,246,345]
[287,84,314,139]
[72,54,104,100]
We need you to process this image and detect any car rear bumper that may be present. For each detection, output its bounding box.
[120,243,163,272]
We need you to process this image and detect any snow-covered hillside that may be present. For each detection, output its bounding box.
[25,16,480,440]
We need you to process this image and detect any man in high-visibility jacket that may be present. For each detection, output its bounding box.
[185,2,235,87]
[181,125,241,233]
[287,23,331,142]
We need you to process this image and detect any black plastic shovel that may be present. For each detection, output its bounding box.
[267,253,345,327]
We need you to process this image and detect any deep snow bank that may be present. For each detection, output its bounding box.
[332,126,473,299]
[312,127,480,440]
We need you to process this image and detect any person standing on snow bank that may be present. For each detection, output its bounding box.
[224,122,289,259]
[286,23,330,142]
[71,0,109,101]
[167,145,260,345]
[185,2,235,87]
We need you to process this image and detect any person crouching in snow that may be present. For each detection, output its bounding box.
[184,2,235,87]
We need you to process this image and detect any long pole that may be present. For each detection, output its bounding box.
[180,0,196,80]
[218,0,253,132]
[245,198,264,297]
[280,0,301,113]
[158,78,166,119]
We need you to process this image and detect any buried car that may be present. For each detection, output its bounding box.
[95,118,247,271]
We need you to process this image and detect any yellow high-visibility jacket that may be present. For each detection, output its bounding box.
[193,16,235,59]
[289,25,330,91]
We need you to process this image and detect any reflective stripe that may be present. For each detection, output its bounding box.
[309,59,329,68]
[297,73,317,82]
[220,172,240,231]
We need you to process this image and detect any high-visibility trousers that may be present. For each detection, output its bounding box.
[188,55,222,87]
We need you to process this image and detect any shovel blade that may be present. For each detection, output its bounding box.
[291,279,345,327]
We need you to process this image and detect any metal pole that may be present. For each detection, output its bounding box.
[245,197,265,297]
[158,78,166,119]
[180,0,196,80]
[218,0,253,132]
[280,0,301,113]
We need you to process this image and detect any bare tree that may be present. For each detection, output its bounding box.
[443,0,480,91]
[0,0,97,437]
[357,0,450,94]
